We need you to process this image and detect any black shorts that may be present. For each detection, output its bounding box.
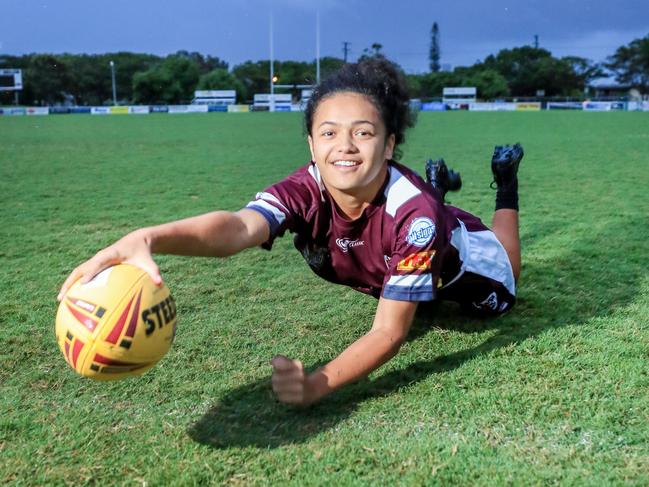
[434,212,517,318]
[438,271,516,317]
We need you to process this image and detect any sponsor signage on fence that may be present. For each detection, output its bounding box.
[409,99,422,112]
[128,106,150,114]
[109,106,129,115]
[187,105,209,113]
[627,101,649,111]
[516,102,541,111]
[3,107,26,116]
[227,104,250,113]
[583,101,625,111]
[26,107,49,116]
[421,102,447,111]
[168,105,209,114]
[469,102,517,111]
[168,105,189,114]
[547,102,583,110]
[91,107,111,115]
[3,100,646,118]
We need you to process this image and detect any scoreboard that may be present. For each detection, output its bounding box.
[0,69,23,91]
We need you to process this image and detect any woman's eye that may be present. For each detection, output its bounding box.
[321,131,334,137]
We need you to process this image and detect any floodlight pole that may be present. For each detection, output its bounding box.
[109,60,117,106]
[316,11,321,84]
[269,14,275,112]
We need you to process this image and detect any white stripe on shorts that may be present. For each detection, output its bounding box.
[449,219,516,296]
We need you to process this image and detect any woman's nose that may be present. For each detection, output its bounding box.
[338,134,358,153]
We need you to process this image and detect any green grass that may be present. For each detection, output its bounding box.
[1,111,648,485]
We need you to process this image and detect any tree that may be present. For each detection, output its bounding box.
[62,52,160,105]
[133,69,171,104]
[418,71,462,98]
[481,46,551,95]
[276,60,315,85]
[358,43,385,62]
[319,57,345,80]
[1,51,223,105]
[133,55,200,104]
[230,59,344,102]
[24,55,74,105]
[429,22,441,73]
[413,65,510,100]
[606,34,649,93]
[109,52,162,103]
[561,56,605,93]
[405,74,423,98]
[231,60,274,101]
[455,67,510,99]
[481,46,596,97]
[173,50,228,73]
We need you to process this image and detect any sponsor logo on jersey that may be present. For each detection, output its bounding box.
[335,237,365,253]
[396,251,436,271]
[406,217,436,247]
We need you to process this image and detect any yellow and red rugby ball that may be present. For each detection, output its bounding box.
[55,264,177,381]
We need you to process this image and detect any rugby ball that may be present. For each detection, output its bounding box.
[55,264,177,381]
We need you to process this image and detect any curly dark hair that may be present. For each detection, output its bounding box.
[304,58,415,160]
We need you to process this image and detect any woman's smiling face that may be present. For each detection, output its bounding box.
[308,91,395,203]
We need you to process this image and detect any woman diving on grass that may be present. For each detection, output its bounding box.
[58,58,524,407]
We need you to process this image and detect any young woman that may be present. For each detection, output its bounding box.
[58,59,523,407]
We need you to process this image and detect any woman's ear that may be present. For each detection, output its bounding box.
[384,133,396,160]
[307,135,316,161]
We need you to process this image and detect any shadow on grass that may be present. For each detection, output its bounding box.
[188,217,647,449]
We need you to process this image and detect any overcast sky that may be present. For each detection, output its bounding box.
[2,0,648,73]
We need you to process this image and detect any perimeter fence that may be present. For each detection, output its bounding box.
[2,100,649,117]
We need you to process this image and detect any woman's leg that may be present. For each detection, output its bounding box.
[492,209,520,281]
[490,144,524,282]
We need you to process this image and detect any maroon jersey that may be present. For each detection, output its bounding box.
[246,160,489,302]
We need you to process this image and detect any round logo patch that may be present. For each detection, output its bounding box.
[406,217,436,247]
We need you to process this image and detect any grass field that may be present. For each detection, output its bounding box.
[1,111,648,485]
